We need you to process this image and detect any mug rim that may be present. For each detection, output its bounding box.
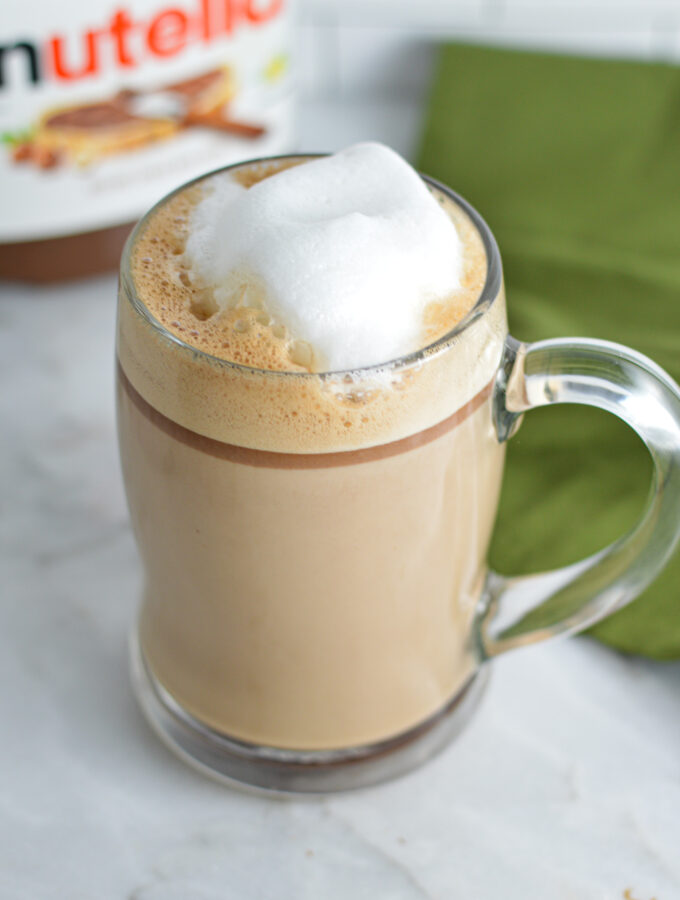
[120,153,504,380]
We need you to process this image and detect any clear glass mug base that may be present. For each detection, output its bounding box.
[129,631,489,795]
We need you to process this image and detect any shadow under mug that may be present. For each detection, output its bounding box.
[116,157,680,793]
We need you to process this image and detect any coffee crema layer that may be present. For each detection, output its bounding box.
[118,157,507,453]
[118,361,494,468]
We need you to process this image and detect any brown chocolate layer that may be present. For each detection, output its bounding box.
[165,69,223,99]
[45,103,145,130]
[117,359,495,469]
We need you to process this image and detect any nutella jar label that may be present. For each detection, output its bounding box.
[0,0,294,242]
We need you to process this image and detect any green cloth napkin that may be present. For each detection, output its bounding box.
[418,43,680,659]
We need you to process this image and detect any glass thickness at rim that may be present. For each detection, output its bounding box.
[119,153,503,380]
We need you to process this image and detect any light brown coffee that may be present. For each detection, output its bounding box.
[117,157,508,750]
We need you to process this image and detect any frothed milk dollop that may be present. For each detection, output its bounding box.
[184,143,463,371]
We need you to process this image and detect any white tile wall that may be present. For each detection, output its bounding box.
[336,28,436,100]
[301,0,486,28]
[296,0,680,100]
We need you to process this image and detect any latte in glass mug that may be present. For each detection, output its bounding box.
[117,144,680,792]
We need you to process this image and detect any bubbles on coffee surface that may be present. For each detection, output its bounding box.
[182,143,464,372]
[171,258,304,371]
[128,153,493,452]
[130,145,487,401]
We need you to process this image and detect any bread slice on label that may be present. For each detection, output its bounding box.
[30,66,236,167]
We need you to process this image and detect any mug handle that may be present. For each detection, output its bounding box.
[476,335,680,659]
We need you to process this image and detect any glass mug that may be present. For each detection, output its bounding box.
[116,155,680,793]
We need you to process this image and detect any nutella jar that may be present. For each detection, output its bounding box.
[0,0,294,282]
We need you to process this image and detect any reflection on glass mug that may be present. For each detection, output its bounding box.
[116,145,680,792]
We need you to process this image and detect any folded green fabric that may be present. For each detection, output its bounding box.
[418,43,680,659]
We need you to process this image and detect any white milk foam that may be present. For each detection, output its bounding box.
[184,143,463,371]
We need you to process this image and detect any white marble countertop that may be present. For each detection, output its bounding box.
[2,99,679,900]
